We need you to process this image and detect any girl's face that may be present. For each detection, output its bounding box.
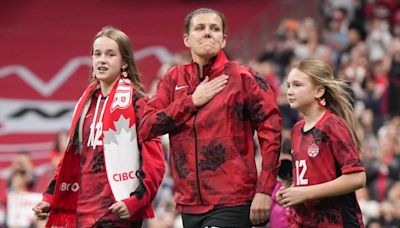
[286,68,321,113]
[184,13,226,64]
[92,36,126,85]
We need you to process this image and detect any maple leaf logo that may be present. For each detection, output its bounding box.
[103,116,140,201]
[103,116,135,144]
[254,72,270,92]
[150,112,176,135]
[173,152,189,179]
[199,143,226,172]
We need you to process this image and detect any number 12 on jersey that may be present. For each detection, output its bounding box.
[295,160,309,185]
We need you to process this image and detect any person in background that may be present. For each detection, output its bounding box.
[8,151,36,191]
[269,138,293,228]
[33,26,165,227]
[139,8,281,228]
[278,59,366,227]
[50,129,69,169]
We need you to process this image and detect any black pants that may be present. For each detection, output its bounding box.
[181,204,252,228]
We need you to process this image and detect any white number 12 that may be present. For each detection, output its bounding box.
[295,160,308,185]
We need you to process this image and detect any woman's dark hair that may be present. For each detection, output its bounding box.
[184,8,227,35]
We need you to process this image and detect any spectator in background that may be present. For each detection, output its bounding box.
[386,37,400,117]
[323,7,349,56]
[340,42,370,99]
[7,171,38,227]
[139,8,281,228]
[269,139,293,228]
[8,151,36,191]
[294,18,334,65]
[356,187,380,225]
[366,7,393,62]
[365,130,400,202]
[336,21,366,68]
[50,129,68,169]
[381,181,400,226]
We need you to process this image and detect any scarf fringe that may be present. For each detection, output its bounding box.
[46,213,77,228]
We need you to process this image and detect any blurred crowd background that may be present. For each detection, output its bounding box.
[1,0,400,227]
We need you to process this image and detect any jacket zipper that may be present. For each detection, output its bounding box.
[193,113,203,204]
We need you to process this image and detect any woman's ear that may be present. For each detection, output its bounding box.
[315,85,325,99]
[221,34,227,49]
[183,34,191,48]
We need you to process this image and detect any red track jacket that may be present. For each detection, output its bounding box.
[139,51,281,212]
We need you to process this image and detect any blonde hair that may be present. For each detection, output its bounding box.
[90,26,144,92]
[295,59,361,150]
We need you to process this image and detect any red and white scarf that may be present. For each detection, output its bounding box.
[46,78,141,227]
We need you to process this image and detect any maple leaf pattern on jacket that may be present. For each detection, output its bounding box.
[150,112,176,135]
[254,72,270,92]
[247,99,267,127]
[133,92,144,112]
[233,102,250,122]
[199,143,226,172]
[174,152,189,179]
[133,92,145,128]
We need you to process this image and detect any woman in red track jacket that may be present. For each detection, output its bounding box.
[139,8,281,228]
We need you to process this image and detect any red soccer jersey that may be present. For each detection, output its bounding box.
[290,110,365,228]
[77,90,133,227]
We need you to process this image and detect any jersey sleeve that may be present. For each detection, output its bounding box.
[328,119,364,174]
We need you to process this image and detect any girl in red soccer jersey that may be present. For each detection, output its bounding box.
[32,26,165,227]
[277,59,366,227]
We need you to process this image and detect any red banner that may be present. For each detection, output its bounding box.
[0,0,272,173]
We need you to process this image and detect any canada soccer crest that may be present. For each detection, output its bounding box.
[307,142,319,157]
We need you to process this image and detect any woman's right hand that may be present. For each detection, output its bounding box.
[192,74,229,107]
[32,201,50,220]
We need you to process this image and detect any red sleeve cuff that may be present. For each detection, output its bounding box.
[256,173,278,195]
[42,193,53,204]
[342,166,365,174]
[122,197,154,220]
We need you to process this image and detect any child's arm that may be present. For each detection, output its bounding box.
[277,171,366,207]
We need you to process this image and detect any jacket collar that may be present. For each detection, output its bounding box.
[189,50,229,79]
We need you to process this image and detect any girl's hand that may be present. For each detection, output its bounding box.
[32,201,50,220]
[278,186,309,207]
[276,187,285,206]
[109,201,130,219]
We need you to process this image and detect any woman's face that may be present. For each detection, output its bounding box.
[92,36,126,85]
[184,12,226,64]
